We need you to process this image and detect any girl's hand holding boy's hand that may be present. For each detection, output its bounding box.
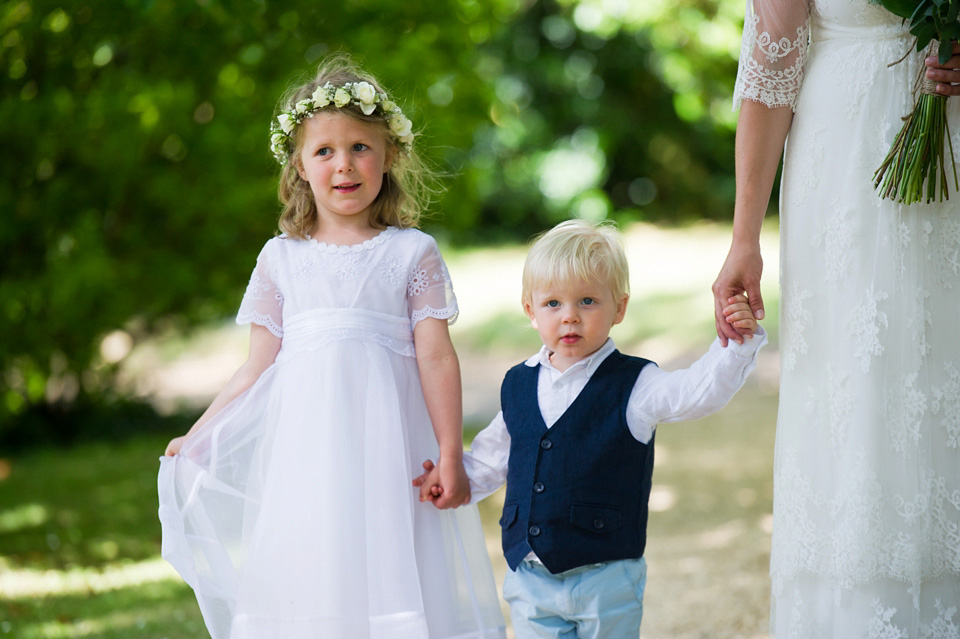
[413,459,443,503]
[722,294,759,341]
[435,456,471,508]
[412,457,471,509]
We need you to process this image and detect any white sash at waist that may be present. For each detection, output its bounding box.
[278,308,415,359]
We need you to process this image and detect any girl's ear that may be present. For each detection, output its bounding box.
[383,141,397,173]
[294,156,306,181]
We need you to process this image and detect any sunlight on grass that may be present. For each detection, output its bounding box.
[0,557,179,599]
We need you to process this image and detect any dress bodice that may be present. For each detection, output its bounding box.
[236,226,457,356]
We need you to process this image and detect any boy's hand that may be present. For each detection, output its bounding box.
[721,294,759,341]
[412,459,444,503]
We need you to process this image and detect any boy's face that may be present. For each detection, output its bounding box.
[524,278,628,373]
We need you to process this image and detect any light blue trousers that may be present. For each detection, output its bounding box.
[503,557,647,639]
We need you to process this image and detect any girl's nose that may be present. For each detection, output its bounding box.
[336,156,354,173]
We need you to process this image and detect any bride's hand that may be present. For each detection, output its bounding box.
[927,41,960,97]
[712,242,764,346]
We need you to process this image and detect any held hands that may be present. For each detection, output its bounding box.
[927,41,960,97]
[712,242,764,346]
[412,457,471,509]
[722,293,759,338]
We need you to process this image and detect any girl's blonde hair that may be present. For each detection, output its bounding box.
[274,53,439,238]
[521,219,630,306]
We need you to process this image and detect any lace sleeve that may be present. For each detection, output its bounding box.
[733,0,810,111]
[407,237,458,326]
[236,241,284,337]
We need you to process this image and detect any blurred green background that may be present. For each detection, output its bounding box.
[1,1,783,637]
[0,0,764,435]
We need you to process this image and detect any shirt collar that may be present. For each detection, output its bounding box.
[523,337,616,378]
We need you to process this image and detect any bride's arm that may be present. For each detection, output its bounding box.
[164,324,281,456]
[713,100,793,345]
[714,0,809,345]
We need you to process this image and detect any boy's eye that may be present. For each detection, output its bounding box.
[582,297,595,306]
[546,300,560,308]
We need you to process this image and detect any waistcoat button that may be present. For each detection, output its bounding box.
[533,482,544,493]
[593,519,604,529]
[529,526,541,536]
[540,439,552,449]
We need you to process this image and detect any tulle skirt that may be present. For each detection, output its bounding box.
[158,315,505,639]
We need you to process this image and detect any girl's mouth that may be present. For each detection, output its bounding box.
[334,183,361,193]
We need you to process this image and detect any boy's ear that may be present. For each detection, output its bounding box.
[523,301,538,329]
[612,294,629,326]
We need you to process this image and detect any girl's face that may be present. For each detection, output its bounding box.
[296,111,394,232]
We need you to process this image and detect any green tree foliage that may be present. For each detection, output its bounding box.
[0,0,747,435]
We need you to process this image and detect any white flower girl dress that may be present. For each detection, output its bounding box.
[158,226,505,639]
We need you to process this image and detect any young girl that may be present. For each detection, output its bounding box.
[158,54,506,639]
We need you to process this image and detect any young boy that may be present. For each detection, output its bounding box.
[415,219,764,638]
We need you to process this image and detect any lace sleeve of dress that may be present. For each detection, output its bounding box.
[236,242,284,338]
[732,0,810,111]
[407,238,459,326]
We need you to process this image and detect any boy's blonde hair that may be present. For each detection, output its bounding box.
[521,219,630,306]
[274,53,439,238]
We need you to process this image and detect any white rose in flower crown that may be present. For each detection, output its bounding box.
[333,88,351,108]
[381,99,396,113]
[277,113,296,134]
[294,100,311,116]
[353,82,377,105]
[388,114,413,139]
[311,86,331,108]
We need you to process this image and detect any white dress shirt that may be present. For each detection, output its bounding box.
[463,327,768,503]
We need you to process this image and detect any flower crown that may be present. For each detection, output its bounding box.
[269,81,414,166]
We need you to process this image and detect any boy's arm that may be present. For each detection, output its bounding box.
[413,411,512,506]
[627,325,767,435]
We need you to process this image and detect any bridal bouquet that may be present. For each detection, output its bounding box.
[871,0,959,204]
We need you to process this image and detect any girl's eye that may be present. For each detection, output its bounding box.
[316,147,331,156]
[546,300,560,308]
[353,143,368,152]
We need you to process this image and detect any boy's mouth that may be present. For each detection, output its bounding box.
[334,183,361,193]
[560,333,581,344]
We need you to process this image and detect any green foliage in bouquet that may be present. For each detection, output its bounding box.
[871,0,959,204]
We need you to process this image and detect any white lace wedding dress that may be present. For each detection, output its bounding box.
[736,1,960,637]
[157,227,505,639]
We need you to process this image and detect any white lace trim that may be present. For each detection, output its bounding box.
[411,304,459,327]
[733,11,809,110]
[306,226,398,254]
[236,311,283,338]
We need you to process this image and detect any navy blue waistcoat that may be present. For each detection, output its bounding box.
[499,350,655,574]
